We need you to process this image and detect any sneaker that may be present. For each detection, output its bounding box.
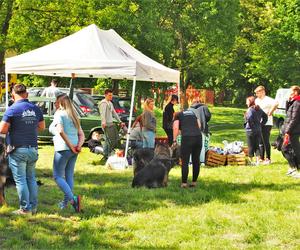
[291,172,300,179]
[12,209,31,215]
[72,195,81,213]
[286,168,296,176]
[263,159,271,165]
[58,201,68,210]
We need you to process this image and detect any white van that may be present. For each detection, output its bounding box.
[273,88,290,128]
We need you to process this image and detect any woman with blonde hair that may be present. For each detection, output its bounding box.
[141,98,156,148]
[49,95,85,212]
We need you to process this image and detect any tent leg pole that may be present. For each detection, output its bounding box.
[125,77,136,160]
[5,73,8,108]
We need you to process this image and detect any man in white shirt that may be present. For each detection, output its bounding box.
[41,79,60,97]
[254,85,279,164]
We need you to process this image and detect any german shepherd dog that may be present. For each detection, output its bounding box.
[272,134,299,170]
[132,143,180,188]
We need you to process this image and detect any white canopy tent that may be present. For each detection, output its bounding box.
[5,24,180,158]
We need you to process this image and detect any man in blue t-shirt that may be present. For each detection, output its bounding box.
[0,84,45,215]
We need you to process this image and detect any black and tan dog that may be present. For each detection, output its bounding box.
[132,143,180,188]
[272,134,299,171]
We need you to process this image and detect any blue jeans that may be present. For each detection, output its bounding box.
[142,130,155,148]
[53,150,78,205]
[8,147,39,211]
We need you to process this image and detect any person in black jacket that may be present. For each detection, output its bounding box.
[244,96,268,165]
[163,95,178,146]
[283,85,300,178]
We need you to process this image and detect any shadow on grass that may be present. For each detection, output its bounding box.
[18,166,298,219]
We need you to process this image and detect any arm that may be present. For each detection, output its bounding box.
[261,110,268,126]
[285,102,300,134]
[38,120,45,131]
[56,123,78,154]
[173,120,179,143]
[76,127,85,152]
[268,100,279,116]
[0,121,10,134]
[99,102,107,128]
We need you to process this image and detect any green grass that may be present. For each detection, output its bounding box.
[0,107,299,249]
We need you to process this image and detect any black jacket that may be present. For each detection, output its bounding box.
[163,102,174,130]
[284,98,300,134]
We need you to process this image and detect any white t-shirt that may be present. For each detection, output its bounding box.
[255,96,277,126]
[41,86,60,98]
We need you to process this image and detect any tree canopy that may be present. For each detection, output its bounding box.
[1,0,299,105]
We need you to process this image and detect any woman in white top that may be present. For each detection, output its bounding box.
[254,86,279,164]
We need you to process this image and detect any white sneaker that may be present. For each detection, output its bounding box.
[286,168,296,176]
[292,172,300,179]
[263,159,271,165]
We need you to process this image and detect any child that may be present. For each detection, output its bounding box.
[87,131,104,154]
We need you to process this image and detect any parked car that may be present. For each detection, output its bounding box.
[25,96,103,141]
[273,88,290,129]
[27,87,99,115]
[92,95,136,125]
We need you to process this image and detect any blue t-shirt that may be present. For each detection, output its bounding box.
[49,110,79,151]
[2,99,44,147]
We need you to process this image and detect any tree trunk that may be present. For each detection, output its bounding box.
[0,0,14,71]
[111,79,119,95]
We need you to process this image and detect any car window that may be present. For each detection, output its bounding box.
[118,99,131,109]
[76,93,97,108]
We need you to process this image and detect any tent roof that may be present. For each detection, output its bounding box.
[5,24,179,83]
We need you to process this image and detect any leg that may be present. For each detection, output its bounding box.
[53,150,75,203]
[26,148,39,211]
[263,126,272,160]
[181,136,192,185]
[246,132,255,158]
[8,148,30,211]
[199,132,206,163]
[258,128,265,160]
[191,135,202,183]
[63,153,78,204]
[164,128,173,146]
[290,133,300,168]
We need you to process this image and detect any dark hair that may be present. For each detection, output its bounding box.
[171,95,178,102]
[246,96,260,111]
[13,84,27,95]
[104,89,113,95]
[51,79,58,86]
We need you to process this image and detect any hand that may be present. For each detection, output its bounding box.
[75,145,82,153]
[172,141,177,148]
[102,122,106,129]
[70,145,79,154]
[283,133,289,145]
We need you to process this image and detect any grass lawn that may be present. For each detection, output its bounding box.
[0,107,299,249]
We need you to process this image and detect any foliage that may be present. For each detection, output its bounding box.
[1,0,300,104]
[0,107,299,249]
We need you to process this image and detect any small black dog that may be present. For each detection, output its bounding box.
[272,134,299,170]
[132,143,180,188]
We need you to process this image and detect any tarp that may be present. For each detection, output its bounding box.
[5,24,180,83]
